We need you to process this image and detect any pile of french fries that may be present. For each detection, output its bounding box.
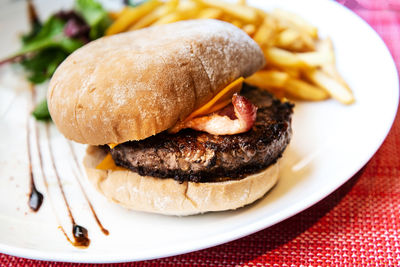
[107,0,354,104]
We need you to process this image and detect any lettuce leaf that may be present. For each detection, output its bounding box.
[75,0,111,39]
[32,99,51,121]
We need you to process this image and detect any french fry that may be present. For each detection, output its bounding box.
[277,66,301,79]
[253,16,278,48]
[230,19,243,28]
[153,1,199,25]
[296,50,333,66]
[292,38,334,67]
[276,29,300,47]
[300,33,315,51]
[129,0,179,30]
[197,8,223,19]
[129,6,167,30]
[108,11,121,20]
[193,0,259,24]
[272,9,318,39]
[264,47,309,69]
[166,0,181,10]
[305,69,355,104]
[242,24,256,35]
[302,33,316,51]
[285,78,329,101]
[317,38,352,92]
[275,29,314,52]
[152,11,182,25]
[106,0,163,35]
[311,38,352,93]
[104,0,354,105]
[254,7,268,20]
[245,70,290,89]
[322,64,352,93]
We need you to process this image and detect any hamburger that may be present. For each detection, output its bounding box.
[48,19,293,216]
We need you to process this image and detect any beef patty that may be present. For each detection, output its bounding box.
[105,84,294,183]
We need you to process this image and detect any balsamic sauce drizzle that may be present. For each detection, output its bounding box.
[34,122,49,188]
[45,124,90,248]
[23,1,96,248]
[27,87,44,212]
[32,120,73,245]
[27,135,43,212]
[68,141,109,235]
[33,119,89,248]
[27,85,77,247]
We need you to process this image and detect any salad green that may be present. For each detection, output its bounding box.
[32,99,51,121]
[9,0,111,120]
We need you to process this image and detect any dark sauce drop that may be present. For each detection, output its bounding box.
[27,97,44,212]
[68,141,109,236]
[59,224,91,249]
[73,224,91,248]
[28,180,43,212]
[46,125,91,248]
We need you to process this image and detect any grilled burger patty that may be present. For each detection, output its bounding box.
[105,84,293,183]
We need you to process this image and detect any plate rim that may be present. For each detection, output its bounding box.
[0,0,398,263]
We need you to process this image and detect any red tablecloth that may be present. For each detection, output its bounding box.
[2,0,400,265]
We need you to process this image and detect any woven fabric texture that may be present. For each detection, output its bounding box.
[1,0,399,265]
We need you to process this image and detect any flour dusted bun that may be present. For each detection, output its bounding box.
[84,146,279,216]
[48,19,265,145]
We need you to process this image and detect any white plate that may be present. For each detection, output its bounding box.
[0,0,398,263]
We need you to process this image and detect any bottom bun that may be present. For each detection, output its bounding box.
[83,146,279,216]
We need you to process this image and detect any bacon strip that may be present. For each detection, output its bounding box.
[171,94,257,135]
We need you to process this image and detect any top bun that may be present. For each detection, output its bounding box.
[48,19,265,145]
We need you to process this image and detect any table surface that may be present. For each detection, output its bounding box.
[2,0,400,265]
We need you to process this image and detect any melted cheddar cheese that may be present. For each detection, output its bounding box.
[96,153,127,171]
[184,77,244,122]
